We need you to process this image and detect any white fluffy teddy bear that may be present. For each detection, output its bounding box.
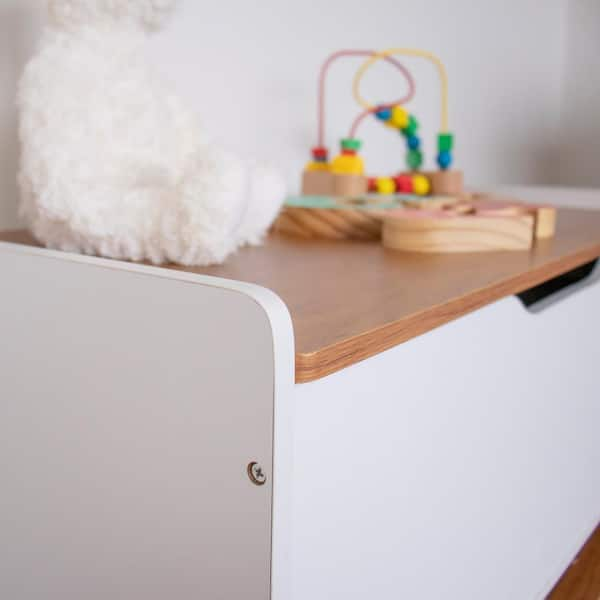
[18,0,285,265]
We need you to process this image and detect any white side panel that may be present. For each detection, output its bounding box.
[0,243,295,600]
[293,274,600,600]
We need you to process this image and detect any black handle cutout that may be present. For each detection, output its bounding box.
[517,260,598,308]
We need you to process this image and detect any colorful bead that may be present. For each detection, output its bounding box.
[305,161,330,172]
[406,149,423,171]
[412,174,431,196]
[368,177,378,192]
[312,146,329,161]
[390,106,409,129]
[375,107,392,121]
[402,115,419,137]
[331,153,364,175]
[341,138,362,152]
[437,150,452,170]
[407,135,421,150]
[376,177,396,195]
[437,133,454,153]
[395,174,413,194]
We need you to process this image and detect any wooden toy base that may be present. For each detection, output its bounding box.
[275,192,557,252]
[426,170,464,196]
[302,170,334,195]
[275,207,381,240]
[301,169,464,197]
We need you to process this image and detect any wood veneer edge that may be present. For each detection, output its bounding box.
[2,229,599,384]
[294,242,600,383]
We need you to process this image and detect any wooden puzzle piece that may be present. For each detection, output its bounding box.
[382,209,535,253]
[470,195,557,240]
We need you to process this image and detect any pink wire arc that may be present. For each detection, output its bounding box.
[317,49,416,149]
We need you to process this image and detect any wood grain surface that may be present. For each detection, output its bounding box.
[548,524,600,600]
[275,206,382,240]
[3,207,600,383]
[382,212,535,252]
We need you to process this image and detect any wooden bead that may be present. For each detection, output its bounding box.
[395,174,413,193]
[331,153,365,175]
[406,149,423,171]
[312,146,329,161]
[305,160,330,172]
[437,133,454,152]
[341,138,362,151]
[407,135,421,150]
[376,177,396,195]
[390,106,409,129]
[412,174,431,196]
[437,151,452,170]
[403,115,419,136]
[375,107,392,121]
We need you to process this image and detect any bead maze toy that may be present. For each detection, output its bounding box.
[302,47,461,198]
[275,47,557,252]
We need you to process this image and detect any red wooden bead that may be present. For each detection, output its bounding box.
[312,147,329,160]
[394,174,414,193]
[368,177,377,192]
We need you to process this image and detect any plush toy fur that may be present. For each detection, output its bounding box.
[18,0,285,265]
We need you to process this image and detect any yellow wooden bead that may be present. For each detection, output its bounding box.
[306,161,331,172]
[390,106,409,129]
[412,174,431,196]
[331,153,365,175]
[376,177,396,195]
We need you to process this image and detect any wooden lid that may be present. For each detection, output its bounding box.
[3,207,600,383]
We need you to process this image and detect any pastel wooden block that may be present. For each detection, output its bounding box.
[471,194,557,240]
[332,174,368,197]
[533,206,557,239]
[382,211,534,253]
[302,170,334,195]
[428,170,464,196]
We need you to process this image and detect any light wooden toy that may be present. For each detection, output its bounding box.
[275,46,558,252]
[381,197,558,253]
[382,204,537,253]
[274,193,557,250]
[274,195,400,241]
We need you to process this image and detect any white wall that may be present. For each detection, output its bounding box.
[0,0,570,230]
[0,0,44,229]
[556,0,600,187]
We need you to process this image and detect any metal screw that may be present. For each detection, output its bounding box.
[247,462,267,486]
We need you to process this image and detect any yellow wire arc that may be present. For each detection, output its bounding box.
[352,48,449,133]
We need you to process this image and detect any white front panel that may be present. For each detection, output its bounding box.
[0,245,294,600]
[293,272,600,600]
